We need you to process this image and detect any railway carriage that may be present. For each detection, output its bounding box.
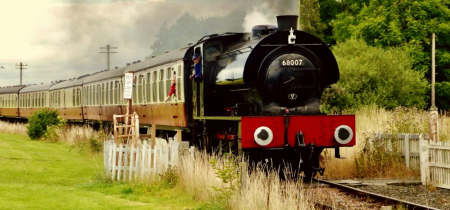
[19,84,52,118]
[127,50,186,127]
[49,78,84,121]
[0,86,24,117]
[82,67,126,122]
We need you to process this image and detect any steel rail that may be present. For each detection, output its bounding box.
[313,179,440,210]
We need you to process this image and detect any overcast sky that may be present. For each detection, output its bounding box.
[0,0,296,87]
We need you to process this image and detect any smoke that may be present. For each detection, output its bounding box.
[242,0,297,32]
[0,0,243,86]
[1,0,296,86]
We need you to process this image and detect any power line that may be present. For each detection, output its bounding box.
[15,62,28,86]
[100,45,117,71]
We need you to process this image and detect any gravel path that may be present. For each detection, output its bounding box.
[354,184,450,209]
[305,179,450,209]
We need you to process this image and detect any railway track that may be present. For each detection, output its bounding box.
[313,179,440,210]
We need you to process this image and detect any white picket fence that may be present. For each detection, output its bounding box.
[372,133,450,189]
[371,133,425,170]
[420,139,450,189]
[104,138,186,181]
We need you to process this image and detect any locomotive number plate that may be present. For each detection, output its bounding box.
[280,59,304,67]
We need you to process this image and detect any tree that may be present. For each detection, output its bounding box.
[299,0,326,39]
[317,0,342,44]
[322,39,429,111]
[332,0,450,109]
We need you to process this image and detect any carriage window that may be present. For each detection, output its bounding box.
[88,86,91,105]
[109,82,112,104]
[152,71,157,103]
[83,87,87,106]
[105,83,108,105]
[72,89,75,107]
[177,65,182,101]
[146,73,151,103]
[78,88,81,106]
[114,81,119,105]
[119,81,124,104]
[97,84,101,105]
[166,68,172,100]
[92,85,95,105]
[159,69,164,102]
[132,76,137,104]
[138,75,144,104]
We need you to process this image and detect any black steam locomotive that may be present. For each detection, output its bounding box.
[188,15,355,178]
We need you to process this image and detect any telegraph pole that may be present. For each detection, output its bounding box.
[15,62,27,86]
[100,45,117,71]
[429,33,439,141]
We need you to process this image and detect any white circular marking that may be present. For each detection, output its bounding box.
[334,125,353,144]
[254,126,273,146]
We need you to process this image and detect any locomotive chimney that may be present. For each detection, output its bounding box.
[276,15,298,30]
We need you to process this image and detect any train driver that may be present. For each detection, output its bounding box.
[190,54,202,81]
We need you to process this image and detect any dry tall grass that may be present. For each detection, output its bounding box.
[178,151,315,210]
[0,121,27,135]
[231,168,314,210]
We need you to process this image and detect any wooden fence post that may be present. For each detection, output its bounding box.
[176,129,182,142]
[240,162,247,194]
[419,134,429,185]
[151,124,156,148]
[405,134,410,168]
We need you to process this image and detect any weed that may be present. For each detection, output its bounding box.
[427,184,437,192]
[209,154,240,199]
[161,166,178,188]
[89,137,103,153]
[121,187,133,194]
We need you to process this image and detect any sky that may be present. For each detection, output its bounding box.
[0,0,297,87]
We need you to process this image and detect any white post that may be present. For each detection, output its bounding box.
[419,134,430,185]
[111,143,117,180]
[404,134,410,168]
[129,144,134,181]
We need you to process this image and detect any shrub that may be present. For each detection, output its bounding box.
[89,137,103,153]
[26,109,63,140]
[326,38,429,110]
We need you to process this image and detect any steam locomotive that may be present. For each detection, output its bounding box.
[0,15,355,178]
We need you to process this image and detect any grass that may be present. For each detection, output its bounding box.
[2,105,450,209]
[0,133,203,210]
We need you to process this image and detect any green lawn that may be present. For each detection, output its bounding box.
[0,133,203,210]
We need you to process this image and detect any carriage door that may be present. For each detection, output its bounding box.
[99,84,104,121]
[192,46,203,117]
[62,90,66,117]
